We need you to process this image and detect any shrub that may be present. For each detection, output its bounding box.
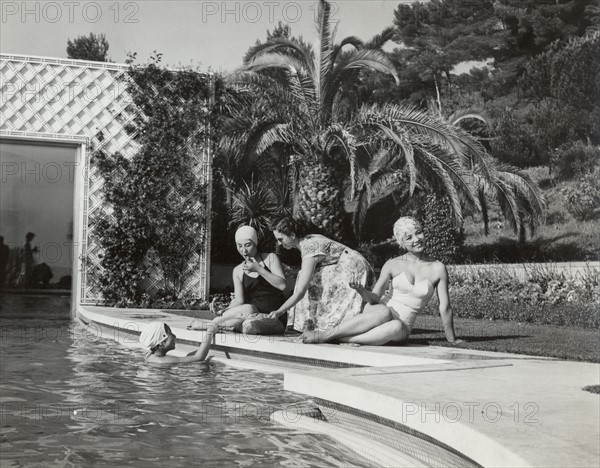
[423,264,600,328]
[416,194,464,263]
[561,169,600,221]
[424,292,598,328]
[553,142,600,179]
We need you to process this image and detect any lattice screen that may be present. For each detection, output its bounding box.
[0,54,212,303]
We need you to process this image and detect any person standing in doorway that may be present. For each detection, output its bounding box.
[17,232,37,288]
[0,236,9,289]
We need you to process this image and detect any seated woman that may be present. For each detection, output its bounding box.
[302,217,464,345]
[268,217,374,332]
[188,225,287,335]
[140,321,217,367]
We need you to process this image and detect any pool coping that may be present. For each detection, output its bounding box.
[77,304,600,468]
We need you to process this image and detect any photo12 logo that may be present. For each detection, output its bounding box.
[199,1,339,24]
[1,2,140,24]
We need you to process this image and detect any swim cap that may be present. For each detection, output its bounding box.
[139,322,169,349]
[235,226,258,245]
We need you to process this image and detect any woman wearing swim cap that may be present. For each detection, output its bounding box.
[302,217,464,346]
[140,321,218,366]
[188,225,287,335]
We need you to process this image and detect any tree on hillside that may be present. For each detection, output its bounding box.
[513,32,600,170]
[221,0,544,241]
[67,33,110,62]
[392,0,504,101]
[390,0,596,102]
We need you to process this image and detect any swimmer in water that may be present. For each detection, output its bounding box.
[140,321,217,367]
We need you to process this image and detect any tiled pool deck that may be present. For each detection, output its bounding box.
[78,305,600,468]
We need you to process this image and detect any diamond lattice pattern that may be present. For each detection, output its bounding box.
[1,54,211,303]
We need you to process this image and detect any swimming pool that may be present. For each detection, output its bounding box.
[0,295,369,467]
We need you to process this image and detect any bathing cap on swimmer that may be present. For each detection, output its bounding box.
[235,226,258,245]
[139,322,169,349]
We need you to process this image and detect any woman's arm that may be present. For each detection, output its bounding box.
[267,255,318,319]
[349,260,392,304]
[436,264,463,344]
[244,253,286,291]
[147,327,218,366]
[227,266,245,308]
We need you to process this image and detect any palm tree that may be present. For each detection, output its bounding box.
[221,0,544,241]
[426,98,546,240]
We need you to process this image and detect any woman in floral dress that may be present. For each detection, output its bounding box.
[268,217,374,333]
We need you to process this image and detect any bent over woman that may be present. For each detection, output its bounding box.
[268,217,374,332]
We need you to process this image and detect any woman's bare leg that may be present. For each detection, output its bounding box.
[338,320,409,346]
[302,305,392,344]
[188,304,257,331]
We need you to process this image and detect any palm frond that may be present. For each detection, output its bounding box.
[244,37,315,76]
[286,69,318,117]
[252,123,294,155]
[357,104,470,162]
[375,125,418,195]
[323,50,398,119]
[316,0,337,115]
[365,26,395,49]
[496,164,546,228]
[229,180,277,239]
[338,36,364,50]
[245,52,308,75]
[414,147,465,226]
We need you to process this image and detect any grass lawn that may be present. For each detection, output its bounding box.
[411,314,600,363]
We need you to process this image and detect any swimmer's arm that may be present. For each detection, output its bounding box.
[436,264,463,344]
[147,328,217,367]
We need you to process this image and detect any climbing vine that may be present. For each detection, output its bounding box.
[93,56,217,306]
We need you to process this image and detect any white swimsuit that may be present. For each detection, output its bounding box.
[385,272,435,332]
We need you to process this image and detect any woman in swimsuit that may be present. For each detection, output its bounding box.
[141,322,218,367]
[302,217,464,345]
[188,225,287,335]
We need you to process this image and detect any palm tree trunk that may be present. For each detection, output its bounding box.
[295,160,348,241]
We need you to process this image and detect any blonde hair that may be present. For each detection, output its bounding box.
[393,217,422,246]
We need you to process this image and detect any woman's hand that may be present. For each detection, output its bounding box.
[348,281,365,292]
[349,281,381,305]
[267,310,285,319]
[242,258,262,274]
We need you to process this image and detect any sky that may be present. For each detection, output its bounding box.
[1,0,412,73]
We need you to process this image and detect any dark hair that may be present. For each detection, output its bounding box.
[25,232,35,240]
[271,216,318,238]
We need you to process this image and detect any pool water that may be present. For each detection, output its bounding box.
[0,295,367,467]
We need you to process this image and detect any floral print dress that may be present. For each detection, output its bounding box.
[289,234,374,332]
